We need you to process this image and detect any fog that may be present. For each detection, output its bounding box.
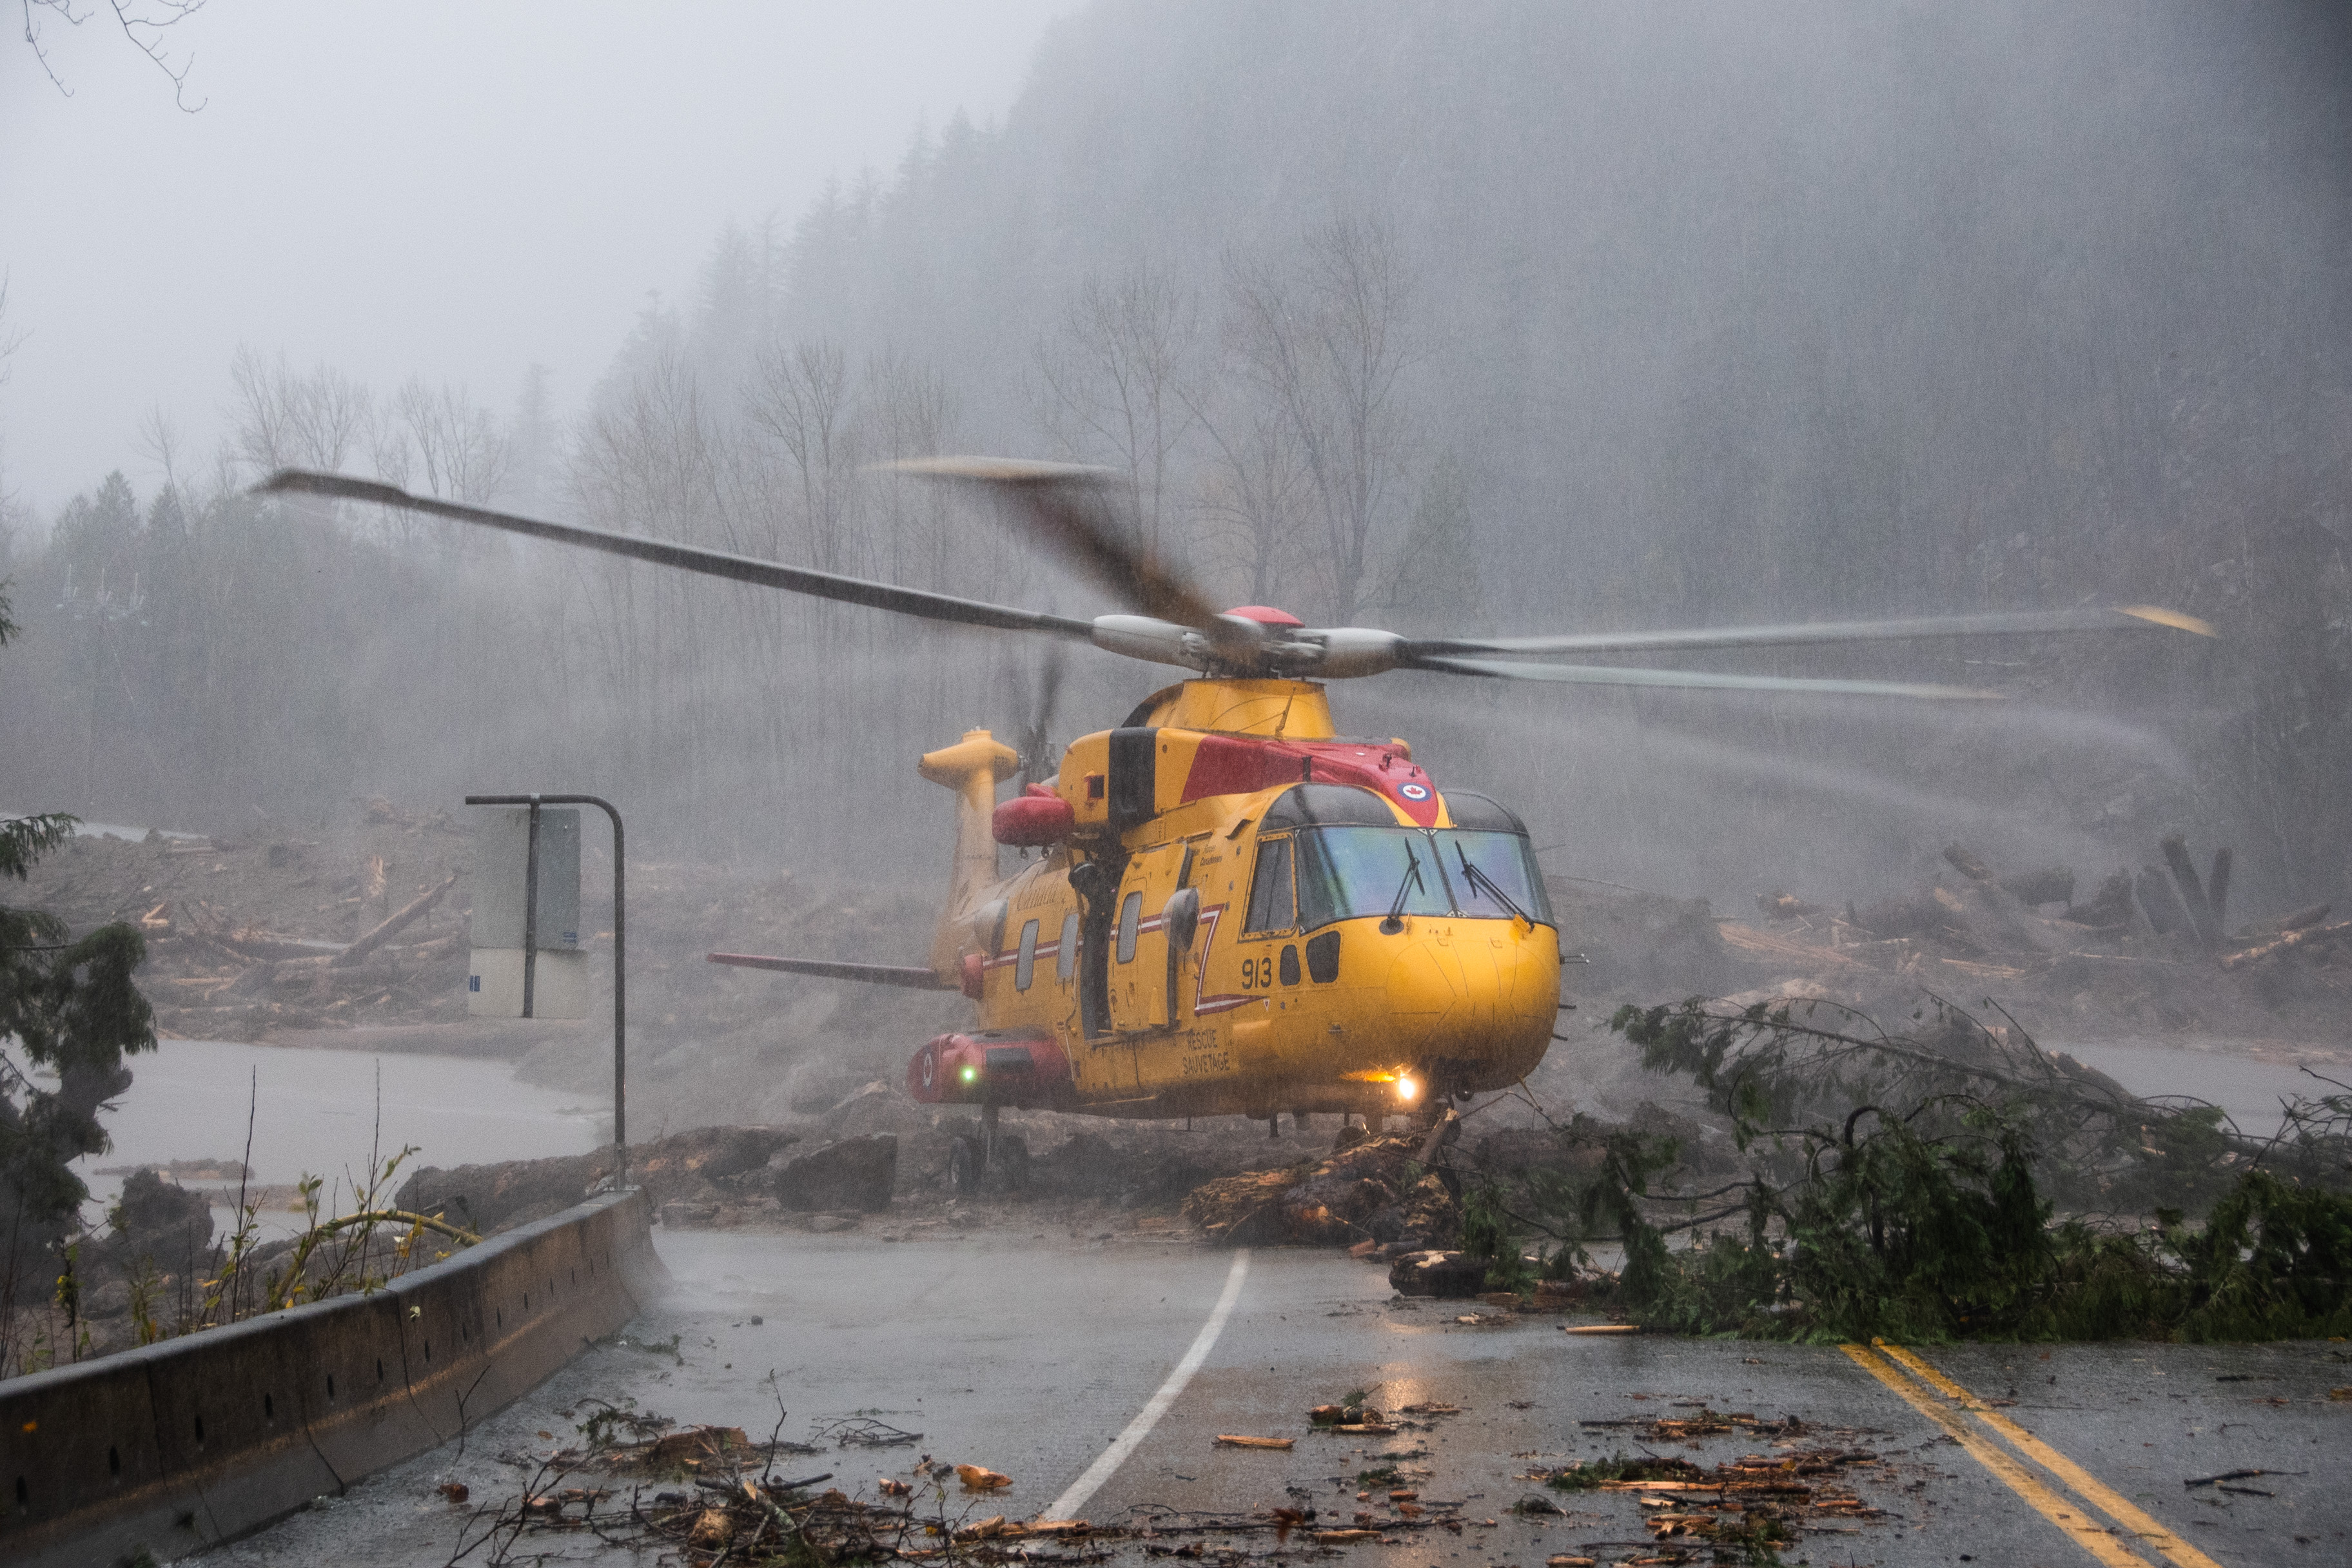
[0,1,1075,511]
[3,0,2348,919]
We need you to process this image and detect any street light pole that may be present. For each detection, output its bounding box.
[466,792,628,1189]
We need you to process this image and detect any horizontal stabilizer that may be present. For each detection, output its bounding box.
[707,952,957,990]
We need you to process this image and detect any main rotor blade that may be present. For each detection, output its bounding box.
[256,470,1096,640]
[1413,654,2006,700]
[1404,605,2215,660]
[887,456,1231,634]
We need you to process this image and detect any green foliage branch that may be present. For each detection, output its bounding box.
[1,580,159,1371]
[1497,993,2352,1342]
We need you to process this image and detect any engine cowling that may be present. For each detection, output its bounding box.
[906,1032,1074,1108]
[992,789,1075,845]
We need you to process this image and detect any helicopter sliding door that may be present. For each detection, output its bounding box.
[1109,852,1177,1032]
[1078,878,1115,1039]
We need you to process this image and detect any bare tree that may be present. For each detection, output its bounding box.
[1191,400,1311,609]
[1032,263,1202,558]
[746,339,857,573]
[21,0,208,110]
[860,349,958,592]
[227,348,371,478]
[1224,217,1415,625]
[390,379,511,504]
[0,273,21,384]
[133,405,183,495]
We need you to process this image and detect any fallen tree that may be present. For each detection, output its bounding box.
[1476,996,2352,1342]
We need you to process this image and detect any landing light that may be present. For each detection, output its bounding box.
[1396,1076,1418,1102]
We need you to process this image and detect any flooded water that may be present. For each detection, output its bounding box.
[0,810,207,842]
[72,1037,605,1235]
[2048,1039,2339,1140]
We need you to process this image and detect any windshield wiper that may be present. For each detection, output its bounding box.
[1455,841,1532,925]
[1378,843,1426,934]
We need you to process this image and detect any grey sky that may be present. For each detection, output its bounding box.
[0,1,1074,517]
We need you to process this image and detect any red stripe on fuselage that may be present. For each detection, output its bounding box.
[1178,734,1440,825]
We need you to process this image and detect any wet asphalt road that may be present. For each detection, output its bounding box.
[204,1222,2349,1567]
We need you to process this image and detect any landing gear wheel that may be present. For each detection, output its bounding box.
[947,1135,981,1195]
[986,1133,1030,1195]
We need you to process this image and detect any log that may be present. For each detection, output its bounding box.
[1995,867,2074,908]
[1754,892,1827,921]
[2160,835,2220,945]
[2206,848,2233,934]
[2135,867,2191,936]
[333,871,459,967]
[2219,920,2352,972]
[1718,923,1871,967]
[270,952,445,985]
[1942,845,1995,883]
[219,930,334,962]
[1856,888,1943,937]
[2061,870,2134,927]
[1950,876,2066,954]
[222,961,278,997]
[2233,903,2334,941]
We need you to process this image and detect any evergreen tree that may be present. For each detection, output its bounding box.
[0,581,155,1370]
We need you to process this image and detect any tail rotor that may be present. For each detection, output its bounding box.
[1011,645,1067,793]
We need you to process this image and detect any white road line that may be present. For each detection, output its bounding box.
[1041,1249,1251,1522]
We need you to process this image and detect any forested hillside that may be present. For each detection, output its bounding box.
[3,1,2346,914]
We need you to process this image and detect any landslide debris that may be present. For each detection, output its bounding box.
[458,1387,1932,1568]
[1639,835,2352,1041]
[1181,1126,1461,1249]
[397,1125,803,1236]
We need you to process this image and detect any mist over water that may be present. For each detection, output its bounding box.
[72,1039,600,1234]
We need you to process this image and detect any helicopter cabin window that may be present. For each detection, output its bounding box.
[1244,837,1295,932]
[1440,830,1554,924]
[1295,828,1448,930]
[1116,890,1142,963]
[1014,919,1040,992]
[1056,911,1079,983]
[1286,827,1554,930]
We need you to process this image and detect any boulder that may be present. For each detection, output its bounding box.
[1388,1250,1487,1298]
[773,1134,897,1213]
[398,1125,799,1235]
[1015,1126,1234,1207]
[106,1169,214,1268]
[635,1125,797,1188]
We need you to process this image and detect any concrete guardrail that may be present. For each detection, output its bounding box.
[0,1187,665,1568]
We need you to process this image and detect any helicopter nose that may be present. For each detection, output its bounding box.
[1382,921,1557,1065]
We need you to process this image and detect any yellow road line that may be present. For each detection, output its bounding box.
[1840,1342,2157,1567]
[1872,1340,2225,1568]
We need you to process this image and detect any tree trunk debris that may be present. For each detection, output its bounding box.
[333,870,460,966]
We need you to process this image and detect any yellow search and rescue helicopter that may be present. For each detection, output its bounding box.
[262,462,2210,1190]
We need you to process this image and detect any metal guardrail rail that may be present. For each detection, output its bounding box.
[0,1188,665,1568]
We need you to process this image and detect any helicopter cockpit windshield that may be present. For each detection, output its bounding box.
[1251,785,1554,932]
